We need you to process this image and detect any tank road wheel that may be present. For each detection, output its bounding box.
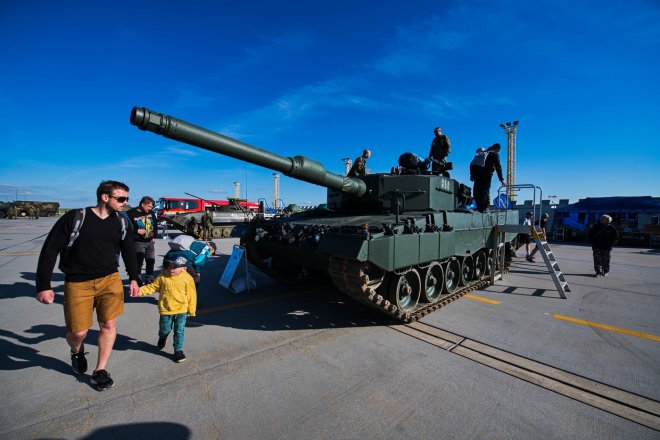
[222,227,232,237]
[387,269,421,312]
[420,262,444,303]
[473,251,487,280]
[212,227,223,239]
[460,255,474,286]
[443,259,461,294]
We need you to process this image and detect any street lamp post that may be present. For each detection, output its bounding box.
[272,173,280,209]
[499,121,519,203]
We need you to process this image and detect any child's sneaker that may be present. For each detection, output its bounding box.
[173,351,186,363]
[90,369,114,391]
[71,344,88,374]
[157,336,167,350]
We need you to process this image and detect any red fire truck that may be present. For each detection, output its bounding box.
[156,197,228,216]
[156,197,260,238]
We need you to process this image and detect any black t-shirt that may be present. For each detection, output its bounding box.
[36,208,139,291]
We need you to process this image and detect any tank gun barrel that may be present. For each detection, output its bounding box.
[130,107,367,197]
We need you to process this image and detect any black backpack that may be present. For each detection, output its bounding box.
[62,208,128,262]
[470,151,489,168]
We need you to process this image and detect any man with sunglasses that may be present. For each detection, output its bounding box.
[36,180,140,391]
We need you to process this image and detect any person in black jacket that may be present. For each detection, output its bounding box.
[429,127,451,176]
[126,196,158,284]
[589,214,618,277]
[36,180,140,391]
[471,143,507,212]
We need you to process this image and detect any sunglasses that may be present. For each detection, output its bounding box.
[108,195,129,203]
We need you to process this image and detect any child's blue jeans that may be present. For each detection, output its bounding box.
[159,313,187,351]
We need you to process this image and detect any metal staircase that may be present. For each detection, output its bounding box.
[495,224,571,299]
[528,225,571,298]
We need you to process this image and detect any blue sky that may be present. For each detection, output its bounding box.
[1,0,659,209]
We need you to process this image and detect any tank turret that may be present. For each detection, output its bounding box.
[130,107,468,213]
[130,106,517,322]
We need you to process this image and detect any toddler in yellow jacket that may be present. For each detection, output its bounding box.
[133,255,197,363]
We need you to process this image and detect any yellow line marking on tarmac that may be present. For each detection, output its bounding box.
[0,252,39,256]
[464,294,500,304]
[553,314,660,342]
[197,287,325,315]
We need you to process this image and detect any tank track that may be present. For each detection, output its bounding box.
[242,238,508,323]
[328,256,505,323]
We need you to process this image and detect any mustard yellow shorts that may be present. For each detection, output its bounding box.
[63,272,124,333]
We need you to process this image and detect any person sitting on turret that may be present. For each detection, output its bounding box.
[348,149,371,177]
[397,152,438,175]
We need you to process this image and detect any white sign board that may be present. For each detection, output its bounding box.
[219,245,245,289]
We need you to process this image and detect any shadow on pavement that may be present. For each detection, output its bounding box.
[80,422,191,440]
[0,323,173,373]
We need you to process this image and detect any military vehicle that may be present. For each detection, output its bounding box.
[0,202,9,218]
[164,195,258,239]
[131,107,519,322]
[0,201,59,218]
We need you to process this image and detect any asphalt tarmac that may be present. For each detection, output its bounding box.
[0,217,658,439]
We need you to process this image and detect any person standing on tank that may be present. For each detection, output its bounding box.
[471,143,507,213]
[589,214,618,277]
[429,127,451,176]
[126,196,158,285]
[36,180,140,391]
[348,149,371,177]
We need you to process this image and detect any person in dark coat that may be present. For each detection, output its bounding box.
[471,143,507,212]
[589,214,618,277]
[348,149,371,177]
[429,127,451,176]
[126,196,158,284]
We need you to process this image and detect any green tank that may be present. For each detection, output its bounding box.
[131,107,518,322]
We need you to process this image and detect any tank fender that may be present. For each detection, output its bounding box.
[317,233,368,260]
